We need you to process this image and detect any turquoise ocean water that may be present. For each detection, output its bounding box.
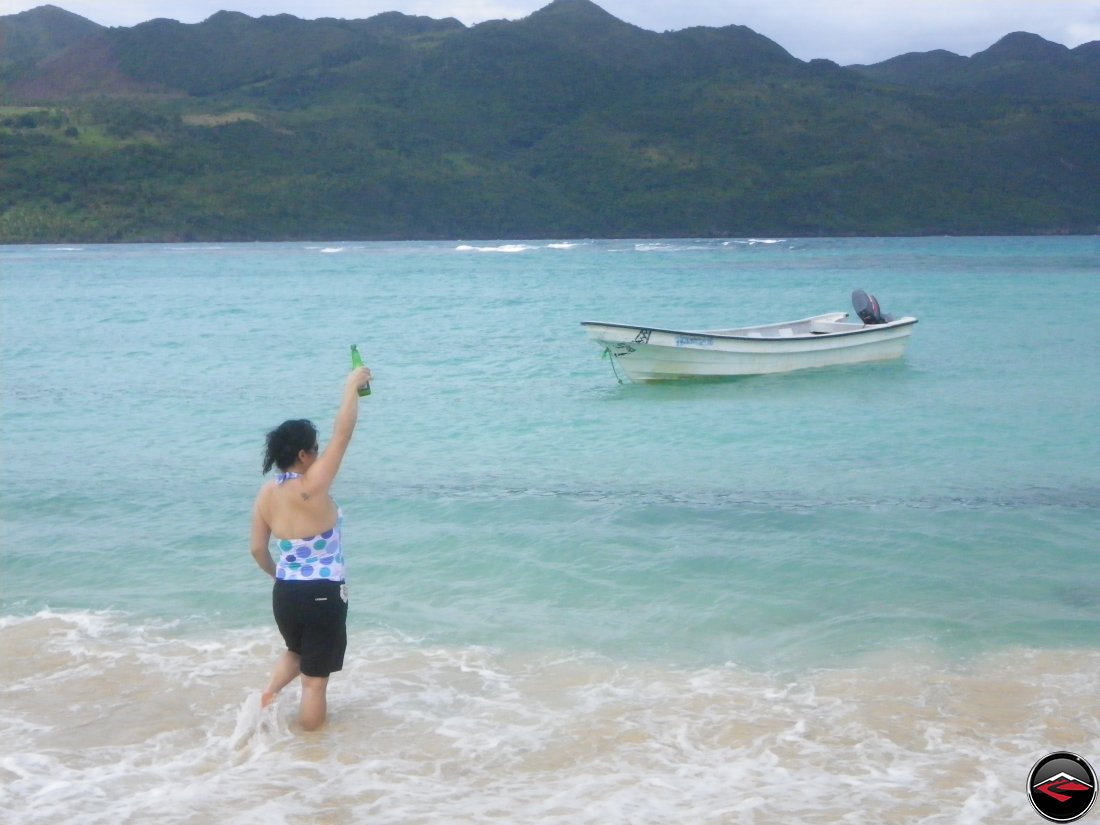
[1,237,1098,823]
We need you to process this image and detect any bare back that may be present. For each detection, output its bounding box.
[256,476,339,539]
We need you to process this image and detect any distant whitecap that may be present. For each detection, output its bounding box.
[456,244,537,253]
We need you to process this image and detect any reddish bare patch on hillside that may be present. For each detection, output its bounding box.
[9,33,176,102]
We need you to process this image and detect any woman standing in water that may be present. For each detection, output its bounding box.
[250,366,371,730]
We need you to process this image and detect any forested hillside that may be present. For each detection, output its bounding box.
[2,0,1098,242]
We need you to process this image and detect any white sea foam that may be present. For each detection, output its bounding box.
[2,610,1097,824]
[633,241,760,252]
[456,244,538,253]
[634,242,693,252]
[722,238,788,246]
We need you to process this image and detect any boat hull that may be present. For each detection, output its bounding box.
[582,314,917,380]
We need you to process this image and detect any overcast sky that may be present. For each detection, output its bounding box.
[5,0,1100,64]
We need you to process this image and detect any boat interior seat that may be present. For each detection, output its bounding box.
[778,328,794,337]
[746,331,763,338]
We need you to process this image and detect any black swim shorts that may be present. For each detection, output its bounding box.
[272,579,348,677]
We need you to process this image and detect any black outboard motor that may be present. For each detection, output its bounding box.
[852,289,893,325]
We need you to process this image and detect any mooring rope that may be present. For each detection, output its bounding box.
[602,347,624,384]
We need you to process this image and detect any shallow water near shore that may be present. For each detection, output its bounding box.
[2,237,1099,822]
[3,611,1099,824]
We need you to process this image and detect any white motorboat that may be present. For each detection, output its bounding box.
[582,290,917,381]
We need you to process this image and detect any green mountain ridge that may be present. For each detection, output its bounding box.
[854,32,1100,103]
[1,0,1098,242]
[0,4,102,69]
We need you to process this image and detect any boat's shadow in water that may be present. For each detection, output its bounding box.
[601,359,915,398]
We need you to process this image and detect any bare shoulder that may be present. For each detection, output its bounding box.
[254,480,276,511]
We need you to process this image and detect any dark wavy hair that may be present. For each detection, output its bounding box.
[263,419,318,474]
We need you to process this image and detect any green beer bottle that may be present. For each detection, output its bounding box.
[350,344,371,396]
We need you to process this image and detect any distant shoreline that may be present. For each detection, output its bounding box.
[4,230,1099,246]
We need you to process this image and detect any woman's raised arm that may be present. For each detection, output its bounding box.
[302,367,371,496]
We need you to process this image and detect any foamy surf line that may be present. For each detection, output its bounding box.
[453,242,580,252]
[2,610,1097,824]
[456,243,539,253]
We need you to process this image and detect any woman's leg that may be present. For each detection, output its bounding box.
[262,650,301,707]
[298,674,329,731]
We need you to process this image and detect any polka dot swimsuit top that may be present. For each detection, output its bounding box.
[272,472,346,582]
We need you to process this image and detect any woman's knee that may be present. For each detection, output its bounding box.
[300,674,329,691]
[298,674,329,730]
